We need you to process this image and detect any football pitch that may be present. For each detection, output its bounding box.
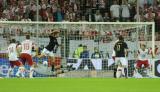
[0,78,160,92]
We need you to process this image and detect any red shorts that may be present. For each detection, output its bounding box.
[20,53,33,66]
[10,60,22,68]
[136,60,149,68]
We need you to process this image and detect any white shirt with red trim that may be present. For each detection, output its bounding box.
[8,43,18,61]
[138,49,149,60]
[21,40,35,55]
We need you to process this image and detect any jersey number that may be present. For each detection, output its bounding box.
[23,43,29,50]
[116,45,121,51]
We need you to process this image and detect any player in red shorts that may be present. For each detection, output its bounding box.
[19,35,36,78]
[134,44,151,78]
[7,39,25,78]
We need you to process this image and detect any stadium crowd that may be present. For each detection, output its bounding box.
[0,0,159,22]
[0,0,160,40]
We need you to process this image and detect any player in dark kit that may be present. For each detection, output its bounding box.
[38,30,62,75]
[113,35,129,78]
[37,30,73,76]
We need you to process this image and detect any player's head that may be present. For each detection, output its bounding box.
[26,34,30,39]
[16,41,21,45]
[140,44,146,50]
[155,45,157,48]
[51,30,60,37]
[113,0,117,4]
[78,44,83,47]
[94,47,99,52]
[118,35,124,41]
[83,45,87,51]
[10,39,16,43]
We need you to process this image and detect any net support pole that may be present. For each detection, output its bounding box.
[152,23,155,58]
[63,24,66,58]
[152,22,155,76]
[144,25,147,45]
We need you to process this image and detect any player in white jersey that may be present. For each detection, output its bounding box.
[134,44,150,78]
[19,35,36,78]
[7,39,25,78]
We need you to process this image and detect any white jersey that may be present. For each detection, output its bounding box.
[21,40,34,55]
[138,49,149,60]
[8,43,18,61]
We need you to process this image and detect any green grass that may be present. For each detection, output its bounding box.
[0,78,160,92]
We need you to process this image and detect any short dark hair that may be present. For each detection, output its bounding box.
[78,44,83,47]
[10,39,16,43]
[26,35,30,39]
[118,35,124,41]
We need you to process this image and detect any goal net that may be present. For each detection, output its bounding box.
[0,21,156,78]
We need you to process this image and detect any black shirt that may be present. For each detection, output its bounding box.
[114,41,128,57]
[45,36,59,52]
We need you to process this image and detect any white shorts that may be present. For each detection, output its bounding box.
[41,48,54,57]
[112,50,115,57]
[9,56,19,61]
[115,57,128,66]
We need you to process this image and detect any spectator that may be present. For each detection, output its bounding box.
[134,8,145,22]
[110,0,120,21]
[0,9,2,19]
[63,14,69,22]
[103,12,110,22]
[53,7,64,22]
[21,14,31,21]
[39,1,48,21]
[130,3,136,21]
[0,13,8,21]
[139,0,147,9]
[28,1,37,21]
[121,0,130,22]
[0,0,158,23]
[80,45,89,58]
[91,47,103,59]
[80,15,87,22]
[99,0,106,10]
[155,6,160,33]
[92,0,97,8]
[46,7,54,21]
[67,7,76,22]
[85,9,95,22]
[94,10,103,22]
[2,6,10,20]
[144,7,155,22]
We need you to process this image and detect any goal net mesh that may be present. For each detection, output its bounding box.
[0,22,155,78]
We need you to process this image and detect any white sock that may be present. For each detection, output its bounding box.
[19,67,25,77]
[7,68,13,78]
[29,67,34,78]
[134,69,143,78]
[116,66,122,78]
[16,71,20,76]
[145,68,150,76]
[121,67,125,76]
